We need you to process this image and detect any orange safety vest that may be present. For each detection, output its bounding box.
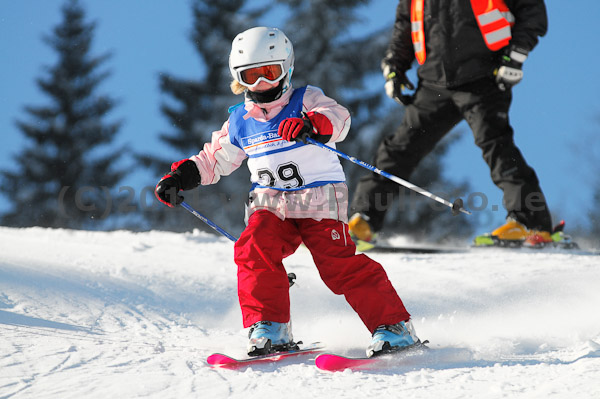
[410,0,515,65]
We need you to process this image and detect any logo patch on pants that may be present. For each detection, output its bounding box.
[331,229,340,240]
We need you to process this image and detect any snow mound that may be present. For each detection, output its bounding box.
[1,227,599,398]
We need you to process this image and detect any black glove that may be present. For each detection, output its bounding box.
[155,159,201,207]
[277,112,332,144]
[382,62,414,105]
[495,44,529,91]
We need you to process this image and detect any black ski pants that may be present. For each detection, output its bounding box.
[350,78,552,232]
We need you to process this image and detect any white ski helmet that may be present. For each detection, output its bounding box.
[229,27,294,90]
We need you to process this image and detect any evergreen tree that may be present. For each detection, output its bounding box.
[139,0,265,232]
[278,0,392,166]
[0,0,123,229]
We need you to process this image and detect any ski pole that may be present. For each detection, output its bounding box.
[180,201,297,287]
[304,137,471,216]
[180,201,239,242]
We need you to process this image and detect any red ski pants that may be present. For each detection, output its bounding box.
[234,210,410,333]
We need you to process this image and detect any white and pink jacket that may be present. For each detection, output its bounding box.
[189,85,352,223]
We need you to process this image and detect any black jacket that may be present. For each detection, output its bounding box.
[386,0,548,87]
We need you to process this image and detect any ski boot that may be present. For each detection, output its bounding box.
[349,213,378,251]
[366,320,420,358]
[247,321,296,356]
[473,218,552,248]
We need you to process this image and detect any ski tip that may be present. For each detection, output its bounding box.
[315,353,378,372]
[206,353,238,366]
[315,353,348,371]
[314,354,334,371]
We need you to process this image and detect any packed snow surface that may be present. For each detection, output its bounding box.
[1,227,599,398]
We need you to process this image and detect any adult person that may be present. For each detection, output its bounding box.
[349,0,554,247]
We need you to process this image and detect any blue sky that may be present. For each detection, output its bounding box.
[1,1,599,232]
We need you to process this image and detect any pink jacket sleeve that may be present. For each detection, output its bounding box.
[302,85,351,143]
[189,120,247,185]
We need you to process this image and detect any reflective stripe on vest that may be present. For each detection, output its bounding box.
[411,0,426,65]
[410,0,514,64]
[470,0,515,51]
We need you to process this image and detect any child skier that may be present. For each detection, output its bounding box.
[155,26,420,357]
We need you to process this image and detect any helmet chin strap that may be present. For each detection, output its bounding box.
[246,78,286,103]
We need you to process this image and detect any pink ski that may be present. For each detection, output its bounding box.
[316,341,430,372]
[207,343,323,369]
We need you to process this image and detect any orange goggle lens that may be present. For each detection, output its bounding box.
[239,64,283,85]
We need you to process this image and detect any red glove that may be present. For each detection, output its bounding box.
[277,112,333,144]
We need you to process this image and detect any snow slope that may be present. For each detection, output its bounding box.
[1,227,599,398]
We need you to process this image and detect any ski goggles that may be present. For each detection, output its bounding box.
[235,62,285,88]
